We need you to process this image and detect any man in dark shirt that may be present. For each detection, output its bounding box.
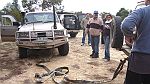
[103,14,113,61]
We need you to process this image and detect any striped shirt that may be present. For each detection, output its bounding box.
[87,18,103,36]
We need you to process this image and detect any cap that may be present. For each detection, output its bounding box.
[94,11,98,14]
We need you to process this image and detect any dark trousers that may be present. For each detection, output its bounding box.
[124,70,150,84]
[101,32,104,44]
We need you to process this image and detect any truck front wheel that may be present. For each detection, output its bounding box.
[18,47,28,58]
[58,42,69,56]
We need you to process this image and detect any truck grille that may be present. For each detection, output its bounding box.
[37,32,46,37]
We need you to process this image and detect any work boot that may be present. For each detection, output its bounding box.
[92,53,99,58]
[90,51,95,57]
[104,58,110,62]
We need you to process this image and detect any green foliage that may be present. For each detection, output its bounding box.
[9,7,22,22]
[21,0,32,11]
[42,0,63,10]
[48,0,63,5]
[116,8,129,20]
[22,0,63,11]
[1,2,22,22]
[12,0,19,9]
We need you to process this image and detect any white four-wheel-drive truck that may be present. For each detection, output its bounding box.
[0,8,69,58]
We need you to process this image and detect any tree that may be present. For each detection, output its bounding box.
[12,0,19,9]
[0,1,22,22]
[42,0,63,11]
[22,0,32,12]
[22,0,63,12]
[116,8,129,20]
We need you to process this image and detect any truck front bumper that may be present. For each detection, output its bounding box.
[67,30,79,33]
[16,37,68,49]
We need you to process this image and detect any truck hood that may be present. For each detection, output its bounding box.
[19,23,64,31]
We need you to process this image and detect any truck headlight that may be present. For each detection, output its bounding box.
[16,32,29,38]
[54,30,64,36]
[31,32,37,37]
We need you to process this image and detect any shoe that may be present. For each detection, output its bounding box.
[81,43,85,46]
[88,43,91,46]
[104,59,110,62]
[102,58,107,59]
[90,51,95,57]
[92,53,99,58]
[90,53,94,57]
[92,56,99,58]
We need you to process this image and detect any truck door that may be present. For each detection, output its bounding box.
[63,15,79,30]
[0,15,19,42]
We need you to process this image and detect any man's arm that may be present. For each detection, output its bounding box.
[99,18,104,30]
[121,9,143,36]
[86,18,91,29]
[80,18,84,29]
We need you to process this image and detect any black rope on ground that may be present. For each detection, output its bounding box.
[35,57,128,84]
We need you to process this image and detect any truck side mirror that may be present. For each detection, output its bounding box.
[13,22,20,27]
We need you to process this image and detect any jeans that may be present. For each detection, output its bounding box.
[82,30,91,44]
[91,35,100,54]
[103,35,110,59]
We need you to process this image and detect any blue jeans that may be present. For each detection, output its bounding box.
[103,36,110,59]
[82,30,91,44]
[91,35,100,54]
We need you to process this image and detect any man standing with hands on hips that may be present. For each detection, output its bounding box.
[87,11,103,58]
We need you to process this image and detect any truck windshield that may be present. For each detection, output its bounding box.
[25,12,59,24]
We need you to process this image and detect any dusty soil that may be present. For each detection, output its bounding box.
[0,31,128,84]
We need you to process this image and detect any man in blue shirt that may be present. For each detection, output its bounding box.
[121,0,150,83]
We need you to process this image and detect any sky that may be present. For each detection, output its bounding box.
[0,0,141,15]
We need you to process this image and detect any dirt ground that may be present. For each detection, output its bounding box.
[0,31,128,84]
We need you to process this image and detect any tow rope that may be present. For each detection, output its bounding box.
[35,57,128,84]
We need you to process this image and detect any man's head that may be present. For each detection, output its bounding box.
[93,11,99,18]
[106,14,112,21]
[85,13,90,19]
[145,0,150,5]
[89,13,93,18]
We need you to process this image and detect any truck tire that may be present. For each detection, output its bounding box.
[70,33,77,37]
[111,16,124,50]
[58,42,69,56]
[18,47,28,58]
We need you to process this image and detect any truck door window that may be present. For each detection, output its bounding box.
[2,17,12,26]
[64,16,76,28]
